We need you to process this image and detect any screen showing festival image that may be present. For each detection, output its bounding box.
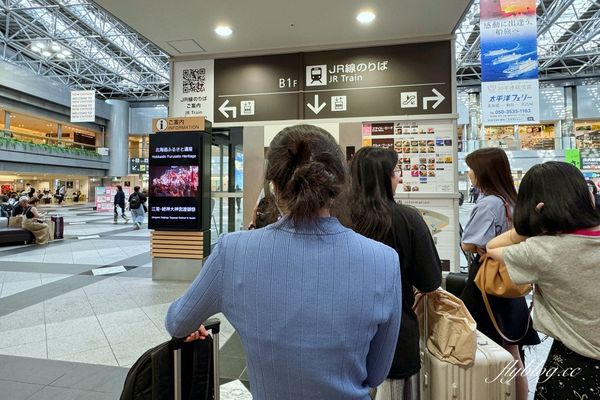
[150,166,199,198]
[148,132,205,231]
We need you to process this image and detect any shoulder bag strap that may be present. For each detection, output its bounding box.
[479,269,533,343]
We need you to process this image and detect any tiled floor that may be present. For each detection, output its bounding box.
[0,203,249,399]
[0,202,552,399]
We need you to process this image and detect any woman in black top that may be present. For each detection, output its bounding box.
[350,147,442,400]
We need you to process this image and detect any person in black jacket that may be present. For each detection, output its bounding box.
[114,185,129,224]
[128,186,146,229]
[349,147,442,400]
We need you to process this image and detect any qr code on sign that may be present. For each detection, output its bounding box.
[182,68,206,93]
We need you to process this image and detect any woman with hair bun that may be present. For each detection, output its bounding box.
[166,124,402,400]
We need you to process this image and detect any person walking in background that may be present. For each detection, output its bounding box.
[349,147,442,400]
[113,185,129,224]
[487,162,600,399]
[128,186,146,229]
[166,125,401,400]
[57,184,66,205]
[460,148,539,400]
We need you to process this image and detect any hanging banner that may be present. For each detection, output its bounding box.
[172,60,215,122]
[70,90,96,122]
[480,0,539,125]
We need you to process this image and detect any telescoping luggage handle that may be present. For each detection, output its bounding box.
[173,318,221,400]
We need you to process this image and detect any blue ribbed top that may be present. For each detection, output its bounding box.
[165,217,401,400]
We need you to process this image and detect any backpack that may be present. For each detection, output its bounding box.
[119,338,213,400]
[129,193,141,209]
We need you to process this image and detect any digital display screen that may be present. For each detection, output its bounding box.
[148,133,203,230]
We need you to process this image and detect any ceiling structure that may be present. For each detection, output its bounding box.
[93,0,472,57]
[456,0,600,85]
[0,0,169,100]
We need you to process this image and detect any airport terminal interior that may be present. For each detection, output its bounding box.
[0,0,599,399]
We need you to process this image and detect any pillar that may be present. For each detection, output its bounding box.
[468,92,480,151]
[57,123,62,144]
[561,86,575,149]
[105,100,129,177]
[3,111,10,131]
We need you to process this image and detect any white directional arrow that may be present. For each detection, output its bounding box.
[307,94,326,114]
[422,88,445,110]
[219,100,237,118]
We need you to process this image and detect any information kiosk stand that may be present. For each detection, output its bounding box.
[149,116,211,281]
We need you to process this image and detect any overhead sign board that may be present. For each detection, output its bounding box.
[129,157,149,174]
[152,117,207,133]
[214,53,301,123]
[302,42,452,119]
[212,41,452,123]
[70,90,96,122]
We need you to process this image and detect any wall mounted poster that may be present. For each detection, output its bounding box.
[148,133,204,230]
[362,122,455,193]
[480,0,539,125]
[95,186,131,212]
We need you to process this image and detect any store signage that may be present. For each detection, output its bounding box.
[148,133,204,230]
[70,90,96,123]
[129,157,149,174]
[213,41,452,123]
[152,117,206,133]
[581,149,600,170]
[172,60,215,121]
[565,149,581,169]
[480,0,539,125]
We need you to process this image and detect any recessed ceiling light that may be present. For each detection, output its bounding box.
[41,50,52,57]
[215,25,233,37]
[357,11,376,24]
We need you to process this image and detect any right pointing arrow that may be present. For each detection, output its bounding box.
[423,88,445,110]
[307,94,326,114]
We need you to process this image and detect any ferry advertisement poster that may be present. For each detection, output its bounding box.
[480,0,539,125]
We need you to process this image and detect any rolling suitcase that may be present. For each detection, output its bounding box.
[51,215,64,239]
[419,295,515,400]
[173,319,221,400]
[120,318,221,400]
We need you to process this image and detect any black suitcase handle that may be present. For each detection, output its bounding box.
[172,318,221,400]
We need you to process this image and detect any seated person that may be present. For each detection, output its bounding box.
[11,196,29,217]
[8,197,30,228]
[22,198,51,244]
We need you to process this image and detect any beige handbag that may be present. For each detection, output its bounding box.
[414,289,477,366]
[474,254,532,299]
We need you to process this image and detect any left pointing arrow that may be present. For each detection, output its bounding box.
[219,100,237,118]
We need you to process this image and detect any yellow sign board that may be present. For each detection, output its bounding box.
[152,116,206,133]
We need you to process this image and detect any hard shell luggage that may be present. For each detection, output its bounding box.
[51,215,64,239]
[419,295,516,400]
[120,318,221,400]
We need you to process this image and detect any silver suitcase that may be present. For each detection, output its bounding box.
[420,296,516,400]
